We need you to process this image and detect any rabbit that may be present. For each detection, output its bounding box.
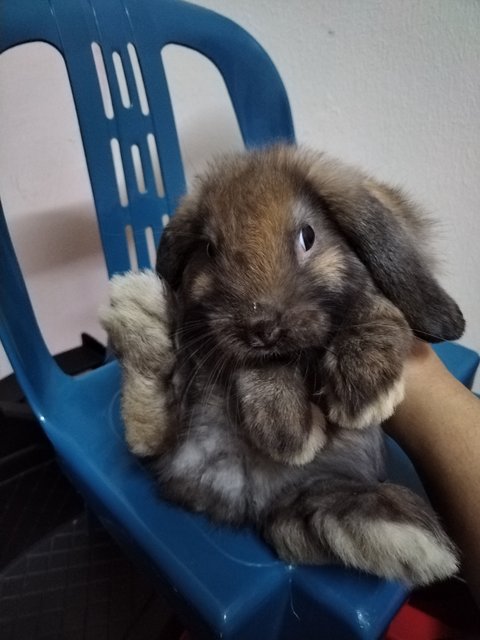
[101,144,465,586]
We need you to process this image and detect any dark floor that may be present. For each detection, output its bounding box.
[0,511,181,639]
[0,338,183,640]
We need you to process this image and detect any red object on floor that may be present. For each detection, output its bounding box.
[386,602,456,640]
[386,578,480,640]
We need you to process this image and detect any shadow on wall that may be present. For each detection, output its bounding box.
[5,202,105,277]
[0,198,109,380]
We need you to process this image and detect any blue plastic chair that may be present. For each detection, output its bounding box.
[1,1,479,638]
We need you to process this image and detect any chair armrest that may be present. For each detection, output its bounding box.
[0,202,69,410]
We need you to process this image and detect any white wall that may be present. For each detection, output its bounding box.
[1,0,479,389]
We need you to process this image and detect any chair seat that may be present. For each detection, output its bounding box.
[39,361,405,640]
[36,341,478,639]
[433,341,479,388]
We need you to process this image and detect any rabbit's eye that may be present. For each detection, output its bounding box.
[298,225,315,252]
[206,242,216,258]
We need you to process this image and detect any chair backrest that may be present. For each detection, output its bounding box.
[0,0,294,400]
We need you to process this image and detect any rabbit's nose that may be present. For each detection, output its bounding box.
[249,319,282,348]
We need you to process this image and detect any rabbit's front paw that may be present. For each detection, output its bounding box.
[321,294,411,429]
[100,270,174,374]
[326,374,405,429]
[236,366,327,465]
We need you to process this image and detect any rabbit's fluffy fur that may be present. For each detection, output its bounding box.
[101,145,465,586]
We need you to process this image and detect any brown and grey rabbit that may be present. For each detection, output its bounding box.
[101,145,465,586]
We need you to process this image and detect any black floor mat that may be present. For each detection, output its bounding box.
[0,513,180,640]
[0,448,182,640]
[0,457,84,570]
[0,338,183,639]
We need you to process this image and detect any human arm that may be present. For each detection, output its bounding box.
[385,341,480,604]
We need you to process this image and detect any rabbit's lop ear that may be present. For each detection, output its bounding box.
[305,156,465,342]
[156,204,200,290]
[156,224,183,290]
